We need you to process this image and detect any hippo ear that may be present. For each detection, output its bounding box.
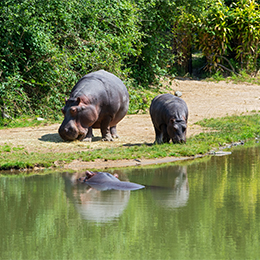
[77,97,81,105]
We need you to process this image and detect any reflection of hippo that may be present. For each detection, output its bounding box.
[75,190,130,223]
[59,70,129,142]
[78,171,145,191]
[149,94,188,144]
[63,173,131,223]
[150,166,189,209]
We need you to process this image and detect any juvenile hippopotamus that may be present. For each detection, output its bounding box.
[59,70,129,142]
[78,170,145,191]
[149,93,188,144]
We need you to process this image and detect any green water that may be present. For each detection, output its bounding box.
[1,146,260,259]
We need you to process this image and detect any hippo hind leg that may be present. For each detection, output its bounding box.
[110,125,119,139]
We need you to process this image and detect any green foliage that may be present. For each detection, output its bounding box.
[128,86,158,114]
[196,0,232,72]
[172,7,196,73]
[130,0,177,85]
[230,0,260,74]
[0,0,143,118]
[0,0,260,121]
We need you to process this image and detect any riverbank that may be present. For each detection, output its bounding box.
[1,79,260,171]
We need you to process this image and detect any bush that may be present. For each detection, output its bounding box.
[0,0,259,121]
[0,0,143,118]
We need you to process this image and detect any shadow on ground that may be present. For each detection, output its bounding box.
[39,134,103,143]
[123,142,153,147]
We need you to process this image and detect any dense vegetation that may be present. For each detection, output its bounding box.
[0,0,260,120]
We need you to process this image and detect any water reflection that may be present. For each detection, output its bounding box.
[63,173,131,223]
[2,146,260,259]
[150,166,189,209]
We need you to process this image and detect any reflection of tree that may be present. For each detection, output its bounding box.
[150,166,189,209]
[185,146,260,258]
[0,174,70,259]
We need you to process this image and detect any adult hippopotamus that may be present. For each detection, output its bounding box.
[78,170,145,191]
[58,70,129,141]
[149,93,188,144]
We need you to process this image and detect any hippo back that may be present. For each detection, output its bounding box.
[72,70,128,100]
[150,94,188,127]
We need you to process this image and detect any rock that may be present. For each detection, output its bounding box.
[174,91,182,97]
[214,151,232,156]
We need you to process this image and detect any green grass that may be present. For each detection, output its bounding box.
[204,70,260,85]
[0,115,63,129]
[1,113,260,171]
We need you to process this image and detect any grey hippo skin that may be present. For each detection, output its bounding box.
[78,171,145,191]
[59,70,129,142]
[149,93,188,144]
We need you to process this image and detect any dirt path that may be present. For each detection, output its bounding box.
[1,79,260,170]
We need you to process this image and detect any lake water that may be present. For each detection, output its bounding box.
[1,146,260,259]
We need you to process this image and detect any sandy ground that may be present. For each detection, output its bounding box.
[1,79,260,170]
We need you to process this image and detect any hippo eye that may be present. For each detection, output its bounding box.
[70,107,78,116]
[182,126,187,132]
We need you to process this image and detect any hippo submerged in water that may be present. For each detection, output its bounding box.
[78,170,145,191]
[149,93,188,144]
[59,70,129,142]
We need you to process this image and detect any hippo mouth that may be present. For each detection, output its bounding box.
[59,124,87,141]
[172,138,186,144]
[77,132,87,141]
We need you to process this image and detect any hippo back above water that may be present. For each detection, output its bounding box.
[78,171,145,191]
[149,93,188,144]
[59,70,129,141]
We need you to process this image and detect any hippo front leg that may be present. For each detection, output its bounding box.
[162,125,170,143]
[154,127,163,144]
[101,118,114,141]
[84,127,94,142]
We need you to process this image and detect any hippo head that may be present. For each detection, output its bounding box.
[167,117,187,143]
[58,97,97,141]
[78,170,96,183]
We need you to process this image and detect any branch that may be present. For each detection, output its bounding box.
[216,63,241,76]
[216,55,238,75]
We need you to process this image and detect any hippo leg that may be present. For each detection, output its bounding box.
[101,118,114,141]
[110,125,119,139]
[155,127,163,144]
[84,127,93,142]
